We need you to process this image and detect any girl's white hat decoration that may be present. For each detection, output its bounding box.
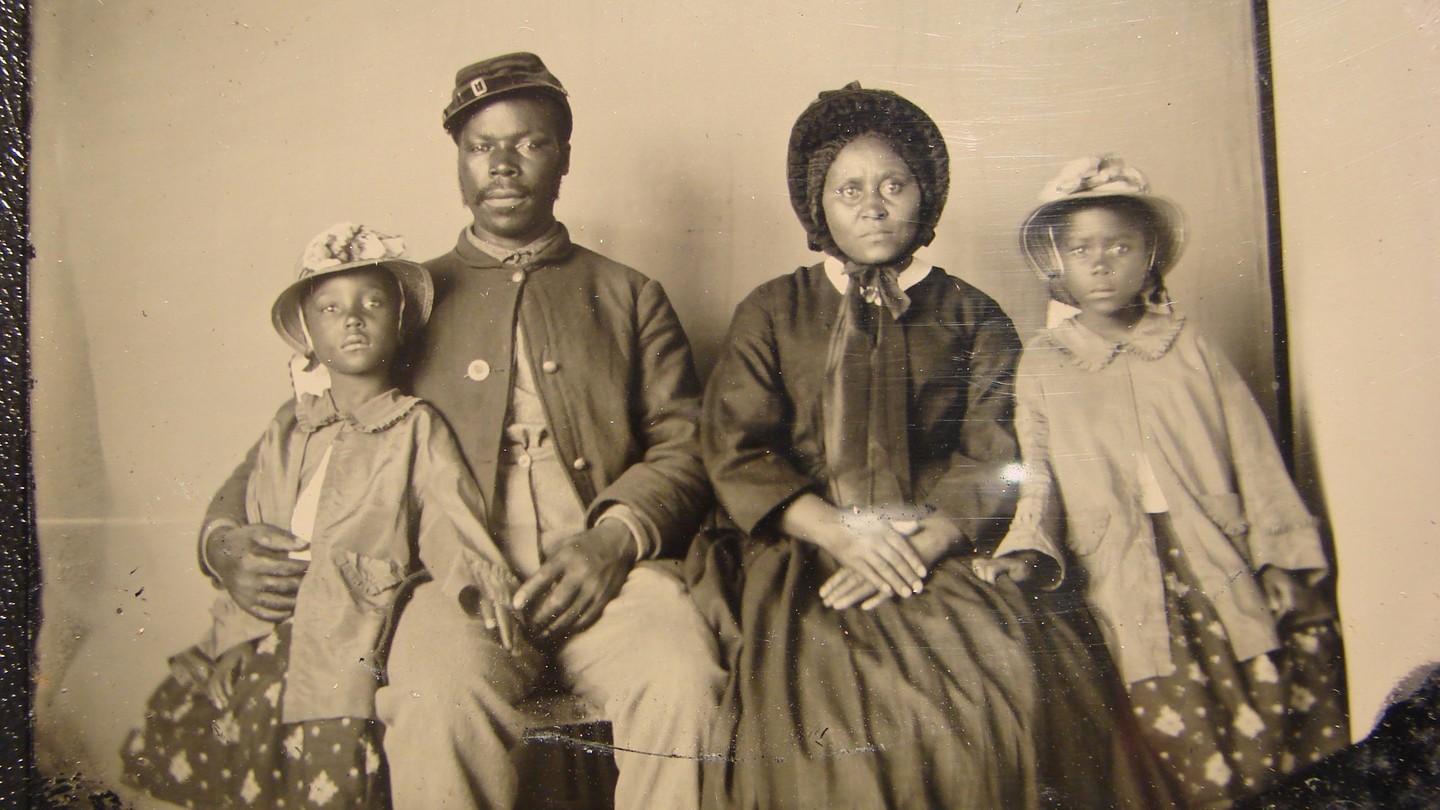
[271,222,434,356]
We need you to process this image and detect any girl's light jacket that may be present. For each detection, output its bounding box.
[994,311,1328,684]
[207,390,515,723]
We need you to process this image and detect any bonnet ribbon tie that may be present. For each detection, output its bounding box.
[823,258,914,509]
[843,259,912,328]
[289,353,332,399]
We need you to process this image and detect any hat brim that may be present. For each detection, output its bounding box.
[271,258,434,356]
[1019,191,1186,282]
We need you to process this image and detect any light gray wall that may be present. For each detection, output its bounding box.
[1270,0,1440,736]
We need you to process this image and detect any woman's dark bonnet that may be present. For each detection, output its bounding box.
[787,84,950,257]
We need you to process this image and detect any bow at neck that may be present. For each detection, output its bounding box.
[840,255,914,322]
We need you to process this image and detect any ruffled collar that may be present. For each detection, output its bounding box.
[1042,309,1186,371]
[295,388,421,434]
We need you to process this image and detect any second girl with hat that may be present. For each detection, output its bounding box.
[689,87,1176,808]
[977,156,1348,805]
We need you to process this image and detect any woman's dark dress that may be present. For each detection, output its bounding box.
[689,263,1176,809]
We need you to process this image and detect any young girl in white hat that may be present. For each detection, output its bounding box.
[122,223,527,809]
[976,157,1348,805]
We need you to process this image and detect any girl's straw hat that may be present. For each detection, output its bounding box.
[271,222,434,355]
[1019,155,1185,282]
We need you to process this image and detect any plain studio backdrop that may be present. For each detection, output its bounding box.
[29,0,1439,796]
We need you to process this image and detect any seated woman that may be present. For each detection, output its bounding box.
[688,83,1177,809]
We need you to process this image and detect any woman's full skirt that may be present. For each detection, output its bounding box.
[689,533,1179,809]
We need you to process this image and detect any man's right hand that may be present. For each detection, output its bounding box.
[207,523,309,622]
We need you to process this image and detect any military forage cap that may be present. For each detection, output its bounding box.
[442,52,570,136]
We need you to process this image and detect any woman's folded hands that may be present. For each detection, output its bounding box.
[780,494,969,611]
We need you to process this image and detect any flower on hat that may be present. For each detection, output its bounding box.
[299,222,407,274]
[1038,155,1149,203]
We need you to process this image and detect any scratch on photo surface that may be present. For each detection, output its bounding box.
[523,729,886,762]
[523,729,708,760]
[38,517,192,526]
[1379,352,1440,381]
[1314,128,1428,182]
[839,22,949,40]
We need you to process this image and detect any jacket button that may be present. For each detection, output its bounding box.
[541,360,559,374]
[572,457,588,471]
[510,271,525,283]
[466,359,491,381]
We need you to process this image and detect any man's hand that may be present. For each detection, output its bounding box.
[512,520,637,640]
[208,523,309,622]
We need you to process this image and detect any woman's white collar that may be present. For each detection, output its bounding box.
[823,255,934,295]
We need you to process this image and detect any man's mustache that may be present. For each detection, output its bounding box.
[461,174,564,208]
[472,183,530,206]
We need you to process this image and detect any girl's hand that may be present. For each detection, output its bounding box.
[204,643,255,711]
[481,595,519,652]
[462,570,523,651]
[1260,566,1303,618]
[971,553,1041,586]
[781,495,926,602]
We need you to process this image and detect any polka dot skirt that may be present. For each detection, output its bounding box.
[1126,524,1348,808]
[121,623,389,809]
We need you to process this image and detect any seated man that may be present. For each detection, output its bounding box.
[201,52,725,809]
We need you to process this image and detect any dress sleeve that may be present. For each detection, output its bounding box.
[586,278,712,558]
[408,406,521,620]
[1200,335,1329,577]
[992,347,1068,585]
[702,283,819,535]
[919,291,1023,550]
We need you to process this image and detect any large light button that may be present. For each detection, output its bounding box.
[510,271,525,283]
[572,457,589,471]
[466,359,491,381]
[541,360,559,374]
